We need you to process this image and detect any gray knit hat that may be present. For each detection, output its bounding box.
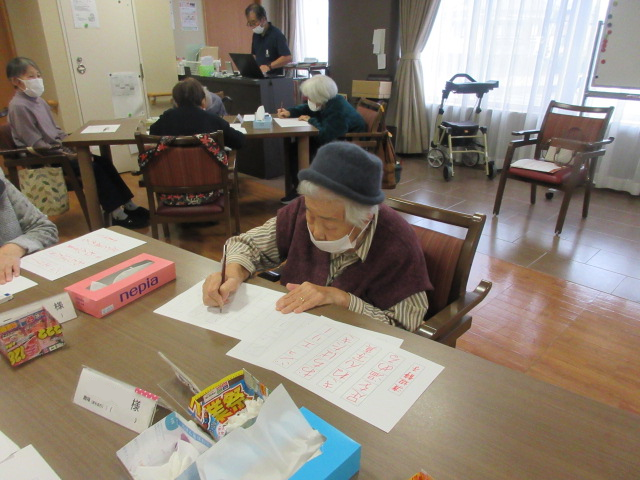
[298,141,384,205]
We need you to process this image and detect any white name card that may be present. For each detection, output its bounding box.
[73,367,159,433]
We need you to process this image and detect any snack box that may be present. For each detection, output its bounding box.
[188,369,269,441]
[352,80,392,99]
[0,307,64,367]
[290,408,361,480]
[65,253,175,318]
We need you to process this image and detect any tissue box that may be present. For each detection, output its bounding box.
[291,408,361,480]
[188,369,269,441]
[0,307,64,367]
[117,412,213,480]
[65,253,176,318]
[253,114,273,129]
[352,80,392,99]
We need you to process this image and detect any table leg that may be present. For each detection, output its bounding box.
[297,136,310,170]
[76,146,104,230]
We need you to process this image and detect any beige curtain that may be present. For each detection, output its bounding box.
[273,0,297,59]
[387,0,441,154]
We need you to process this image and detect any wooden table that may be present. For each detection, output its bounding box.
[1,228,639,479]
[62,118,145,231]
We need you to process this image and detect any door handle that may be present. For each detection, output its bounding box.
[77,64,87,74]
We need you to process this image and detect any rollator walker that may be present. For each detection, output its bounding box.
[428,74,499,181]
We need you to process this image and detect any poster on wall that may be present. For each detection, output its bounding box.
[109,72,145,119]
[71,0,100,29]
[180,1,198,31]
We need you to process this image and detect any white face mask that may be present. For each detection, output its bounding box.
[307,221,369,254]
[20,77,44,98]
[307,99,321,112]
[252,25,264,34]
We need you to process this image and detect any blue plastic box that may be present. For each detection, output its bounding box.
[290,408,361,480]
[253,114,273,129]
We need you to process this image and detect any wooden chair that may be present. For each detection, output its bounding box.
[0,123,90,228]
[493,101,614,234]
[341,98,397,188]
[385,197,491,347]
[135,131,240,240]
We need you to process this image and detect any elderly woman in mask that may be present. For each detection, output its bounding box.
[276,75,366,204]
[202,142,431,332]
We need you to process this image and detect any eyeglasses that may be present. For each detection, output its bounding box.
[246,19,262,27]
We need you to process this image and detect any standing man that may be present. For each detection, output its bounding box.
[245,3,292,75]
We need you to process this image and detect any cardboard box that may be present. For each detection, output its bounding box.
[65,253,175,318]
[0,307,64,367]
[352,80,392,99]
[291,408,361,480]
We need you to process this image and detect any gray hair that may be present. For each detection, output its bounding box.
[6,57,39,80]
[300,75,338,105]
[298,180,378,229]
[245,3,266,19]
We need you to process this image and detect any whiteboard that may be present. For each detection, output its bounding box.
[592,0,640,89]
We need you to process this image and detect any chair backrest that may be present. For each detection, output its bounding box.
[356,98,385,133]
[135,132,227,193]
[385,197,486,319]
[534,101,614,159]
[0,123,16,150]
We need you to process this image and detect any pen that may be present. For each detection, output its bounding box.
[0,293,14,305]
[219,243,227,313]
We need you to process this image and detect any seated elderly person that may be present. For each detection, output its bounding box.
[0,170,58,284]
[276,74,366,204]
[203,142,432,331]
[203,87,227,117]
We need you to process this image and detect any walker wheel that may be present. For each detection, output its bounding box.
[487,160,495,180]
[462,152,480,167]
[545,191,554,200]
[427,148,445,168]
[443,164,453,181]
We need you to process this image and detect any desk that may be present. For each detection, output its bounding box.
[226,116,318,193]
[1,228,639,479]
[62,118,144,231]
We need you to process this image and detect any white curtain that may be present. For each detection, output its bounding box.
[291,0,328,63]
[421,0,640,195]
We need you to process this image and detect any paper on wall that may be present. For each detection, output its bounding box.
[373,29,386,54]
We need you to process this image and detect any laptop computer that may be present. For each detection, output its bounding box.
[229,53,266,79]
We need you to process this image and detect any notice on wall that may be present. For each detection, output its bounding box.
[109,72,146,119]
[180,1,198,31]
[71,0,100,29]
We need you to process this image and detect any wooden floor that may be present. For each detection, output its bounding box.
[51,160,640,417]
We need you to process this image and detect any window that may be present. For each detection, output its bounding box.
[294,0,328,62]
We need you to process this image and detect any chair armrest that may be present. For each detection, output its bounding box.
[548,136,615,152]
[512,129,540,142]
[415,280,492,341]
[341,131,389,139]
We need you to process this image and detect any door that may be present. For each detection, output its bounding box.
[57,0,146,171]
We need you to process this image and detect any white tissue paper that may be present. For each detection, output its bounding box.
[255,105,266,121]
[196,385,325,480]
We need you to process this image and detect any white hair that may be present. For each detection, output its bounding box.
[298,180,378,228]
[300,75,338,105]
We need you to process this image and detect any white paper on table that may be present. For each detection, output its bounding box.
[0,431,18,463]
[377,53,386,70]
[241,114,255,121]
[196,385,324,480]
[73,366,159,434]
[0,292,77,325]
[154,281,404,348]
[0,276,37,296]
[228,314,442,432]
[20,228,145,281]
[274,118,310,128]
[81,124,120,134]
[230,124,247,134]
[0,444,61,479]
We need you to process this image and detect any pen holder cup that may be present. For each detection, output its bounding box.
[253,115,273,129]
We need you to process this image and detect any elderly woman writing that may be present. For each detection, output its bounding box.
[202,142,431,331]
[0,170,58,284]
[276,75,366,204]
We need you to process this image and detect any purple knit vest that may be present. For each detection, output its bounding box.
[276,197,432,310]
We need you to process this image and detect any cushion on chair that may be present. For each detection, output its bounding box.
[411,226,464,319]
[156,195,224,216]
[509,165,587,185]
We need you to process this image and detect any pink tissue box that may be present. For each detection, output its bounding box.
[65,253,176,318]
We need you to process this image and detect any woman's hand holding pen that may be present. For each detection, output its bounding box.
[276,108,290,118]
[202,263,248,309]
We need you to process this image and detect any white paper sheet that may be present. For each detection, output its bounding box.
[20,229,145,280]
[72,0,99,29]
[0,444,61,479]
[81,125,120,134]
[0,431,18,463]
[372,29,386,54]
[510,159,561,173]
[241,114,255,121]
[228,315,442,432]
[230,124,247,134]
[274,118,310,128]
[155,281,404,348]
[377,53,387,70]
[0,276,37,296]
